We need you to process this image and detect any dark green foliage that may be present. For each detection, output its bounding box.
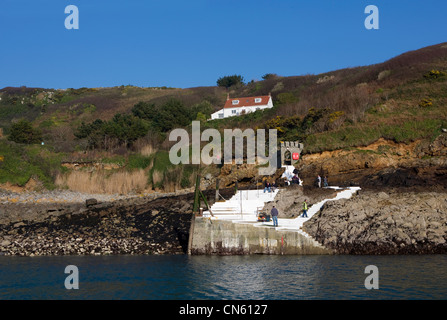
[216,75,245,88]
[132,99,195,132]
[74,115,148,149]
[262,73,278,80]
[8,119,43,144]
[103,114,149,143]
[127,154,152,169]
[131,101,157,120]
[276,92,299,105]
[154,99,192,131]
[191,101,214,120]
[0,140,64,189]
[76,98,209,150]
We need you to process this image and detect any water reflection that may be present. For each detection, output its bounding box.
[0,255,446,299]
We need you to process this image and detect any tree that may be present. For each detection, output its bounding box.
[191,100,214,120]
[131,101,157,120]
[262,73,278,80]
[74,115,149,150]
[216,75,245,88]
[8,119,42,144]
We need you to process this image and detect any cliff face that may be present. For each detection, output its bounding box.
[303,188,447,254]
[297,133,447,189]
[296,134,447,254]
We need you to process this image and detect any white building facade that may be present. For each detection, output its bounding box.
[210,94,273,120]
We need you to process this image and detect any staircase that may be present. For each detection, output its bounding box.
[203,189,279,220]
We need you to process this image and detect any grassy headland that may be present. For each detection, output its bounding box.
[1,42,446,193]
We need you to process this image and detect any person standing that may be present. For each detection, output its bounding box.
[323,176,328,187]
[317,175,321,188]
[271,206,279,227]
[302,200,308,218]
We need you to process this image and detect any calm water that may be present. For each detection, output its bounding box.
[0,255,446,300]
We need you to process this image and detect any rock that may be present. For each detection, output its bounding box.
[303,188,447,254]
[13,222,25,228]
[85,198,98,207]
[0,190,196,256]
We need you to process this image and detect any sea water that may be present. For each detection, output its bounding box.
[0,255,446,300]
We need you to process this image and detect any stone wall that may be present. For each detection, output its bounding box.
[189,218,331,255]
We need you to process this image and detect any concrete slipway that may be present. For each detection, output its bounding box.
[188,183,360,255]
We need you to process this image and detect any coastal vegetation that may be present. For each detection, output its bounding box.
[0,42,446,193]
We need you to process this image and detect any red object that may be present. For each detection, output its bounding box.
[224,95,270,109]
[292,153,300,160]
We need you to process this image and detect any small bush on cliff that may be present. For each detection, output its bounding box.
[424,69,446,80]
[216,75,245,88]
[8,119,42,144]
[419,98,433,108]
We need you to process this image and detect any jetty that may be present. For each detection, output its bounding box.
[188,184,360,255]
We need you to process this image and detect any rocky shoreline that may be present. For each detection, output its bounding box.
[303,186,447,254]
[0,188,236,256]
[1,182,446,256]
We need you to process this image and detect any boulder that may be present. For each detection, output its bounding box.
[85,198,98,207]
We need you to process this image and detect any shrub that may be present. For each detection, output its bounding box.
[419,98,433,108]
[216,75,245,88]
[8,119,42,144]
[276,92,299,105]
[424,69,446,80]
[127,154,152,169]
[262,73,279,80]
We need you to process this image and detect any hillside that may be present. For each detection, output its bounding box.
[1,42,446,193]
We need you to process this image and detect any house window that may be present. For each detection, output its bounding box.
[219,113,224,118]
[231,110,237,114]
[255,98,262,103]
[232,100,239,105]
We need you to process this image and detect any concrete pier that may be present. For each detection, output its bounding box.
[189,218,331,255]
[188,186,360,255]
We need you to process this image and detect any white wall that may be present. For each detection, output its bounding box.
[209,97,273,120]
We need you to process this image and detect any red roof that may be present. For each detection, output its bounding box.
[224,95,271,109]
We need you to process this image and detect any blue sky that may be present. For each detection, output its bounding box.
[1,0,446,89]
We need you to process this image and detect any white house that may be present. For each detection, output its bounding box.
[210,93,273,120]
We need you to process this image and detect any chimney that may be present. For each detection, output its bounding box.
[227,93,230,100]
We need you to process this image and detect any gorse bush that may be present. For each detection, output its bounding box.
[424,69,446,80]
[419,98,433,108]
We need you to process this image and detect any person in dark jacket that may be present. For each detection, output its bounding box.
[323,176,328,187]
[264,181,271,193]
[271,206,279,227]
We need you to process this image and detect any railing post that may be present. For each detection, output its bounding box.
[215,178,220,202]
[193,174,201,215]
